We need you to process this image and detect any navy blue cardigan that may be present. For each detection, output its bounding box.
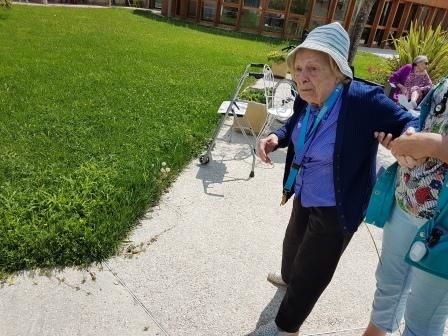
[274,80,418,233]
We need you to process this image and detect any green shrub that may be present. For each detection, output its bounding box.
[0,0,12,8]
[387,22,448,83]
[239,87,265,104]
[267,50,287,64]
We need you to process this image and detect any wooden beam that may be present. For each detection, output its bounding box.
[381,0,400,48]
[424,6,437,29]
[215,0,222,26]
[236,0,244,30]
[367,0,386,47]
[257,0,266,33]
[305,0,315,29]
[343,0,356,30]
[281,0,293,39]
[440,9,448,29]
[327,0,338,23]
[414,5,423,26]
[195,0,201,22]
[397,1,412,37]
[407,0,448,10]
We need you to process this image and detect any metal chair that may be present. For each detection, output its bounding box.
[256,76,298,143]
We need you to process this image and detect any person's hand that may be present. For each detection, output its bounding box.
[390,127,431,166]
[390,131,439,161]
[257,134,278,164]
[375,127,417,150]
[374,131,393,150]
[404,126,416,136]
[396,155,424,169]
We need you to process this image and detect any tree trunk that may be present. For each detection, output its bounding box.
[348,0,377,65]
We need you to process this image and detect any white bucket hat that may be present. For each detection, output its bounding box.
[286,22,353,79]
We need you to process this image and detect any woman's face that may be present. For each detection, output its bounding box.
[415,61,428,72]
[293,49,341,106]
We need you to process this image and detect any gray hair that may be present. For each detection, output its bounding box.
[412,55,429,65]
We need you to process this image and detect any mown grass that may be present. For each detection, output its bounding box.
[0,6,282,275]
[0,5,387,276]
[353,51,389,84]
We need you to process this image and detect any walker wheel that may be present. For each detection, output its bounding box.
[199,155,210,165]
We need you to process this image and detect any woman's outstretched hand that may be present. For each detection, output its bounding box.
[257,134,279,165]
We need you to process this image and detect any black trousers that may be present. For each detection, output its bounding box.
[275,197,353,333]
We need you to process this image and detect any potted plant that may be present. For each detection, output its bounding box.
[267,50,288,78]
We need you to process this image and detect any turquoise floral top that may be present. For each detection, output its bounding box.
[396,78,448,219]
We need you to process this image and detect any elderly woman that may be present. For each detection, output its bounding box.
[255,22,417,336]
[363,77,448,336]
[389,55,432,110]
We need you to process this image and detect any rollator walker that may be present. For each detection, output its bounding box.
[199,63,297,178]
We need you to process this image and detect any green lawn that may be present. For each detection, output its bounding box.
[353,51,389,84]
[0,5,387,276]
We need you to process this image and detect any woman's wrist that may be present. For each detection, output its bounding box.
[431,133,447,162]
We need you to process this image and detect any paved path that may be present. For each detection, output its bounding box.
[3,118,436,336]
[359,46,397,59]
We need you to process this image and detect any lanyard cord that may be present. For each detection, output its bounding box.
[281,83,343,204]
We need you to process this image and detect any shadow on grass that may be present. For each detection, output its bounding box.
[132,9,287,45]
[0,9,12,20]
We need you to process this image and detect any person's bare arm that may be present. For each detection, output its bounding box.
[391,133,448,164]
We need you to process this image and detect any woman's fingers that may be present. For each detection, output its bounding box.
[375,132,393,149]
[257,139,272,164]
[405,127,416,135]
[257,135,278,164]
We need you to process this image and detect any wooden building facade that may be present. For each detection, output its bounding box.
[161,0,448,48]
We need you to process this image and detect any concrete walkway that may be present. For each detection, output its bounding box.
[4,117,439,336]
[359,46,397,59]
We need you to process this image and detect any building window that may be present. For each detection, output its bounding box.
[313,0,330,18]
[360,27,370,44]
[309,18,326,30]
[374,29,384,45]
[334,0,349,21]
[433,8,445,28]
[367,1,378,25]
[378,1,392,26]
[244,0,260,8]
[285,18,305,39]
[267,0,286,11]
[201,1,217,21]
[263,12,285,32]
[392,3,404,28]
[406,4,419,30]
[240,8,261,29]
[188,0,197,18]
[220,6,238,25]
[289,0,310,16]
[419,6,429,25]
